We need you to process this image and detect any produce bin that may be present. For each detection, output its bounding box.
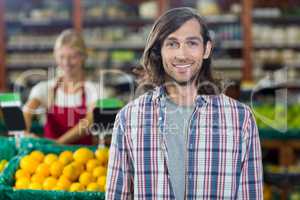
[0,144,105,200]
[0,136,17,161]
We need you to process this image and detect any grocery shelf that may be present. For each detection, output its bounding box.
[253,16,300,24]
[90,43,145,51]
[0,0,255,91]
[255,82,300,92]
[6,19,72,30]
[219,41,300,50]
[219,40,243,49]
[8,42,300,53]
[286,62,300,69]
[259,128,300,140]
[83,18,154,27]
[264,171,300,186]
[253,43,300,50]
[6,63,53,70]
[7,43,145,52]
[6,62,137,70]
[6,45,53,53]
[4,41,259,53]
[204,14,240,25]
[212,59,243,69]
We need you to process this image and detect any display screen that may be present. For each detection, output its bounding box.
[1,106,26,131]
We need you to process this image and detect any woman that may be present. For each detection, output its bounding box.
[23,29,102,145]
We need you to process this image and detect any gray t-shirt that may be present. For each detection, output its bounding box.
[165,97,194,200]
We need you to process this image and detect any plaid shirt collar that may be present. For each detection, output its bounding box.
[152,85,211,108]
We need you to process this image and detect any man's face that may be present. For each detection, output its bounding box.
[161,18,211,86]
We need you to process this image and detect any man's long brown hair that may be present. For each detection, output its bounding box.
[141,7,221,95]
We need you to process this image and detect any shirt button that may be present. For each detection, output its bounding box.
[189,144,193,149]
[189,174,193,180]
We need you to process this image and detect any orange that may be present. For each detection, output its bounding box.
[79,171,95,186]
[86,182,100,191]
[15,169,31,180]
[58,151,73,166]
[92,166,107,178]
[43,177,57,190]
[95,148,109,166]
[20,155,39,174]
[73,148,94,163]
[44,154,58,165]
[29,150,45,163]
[56,176,72,190]
[59,174,70,181]
[15,177,30,189]
[36,163,50,177]
[50,161,64,177]
[31,173,46,184]
[62,164,78,181]
[71,161,85,177]
[86,159,101,172]
[28,182,43,190]
[69,182,84,192]
[97,176,106,192]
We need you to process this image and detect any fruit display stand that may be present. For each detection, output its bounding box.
[0,136,17,175]
[260,128,300,167]
[0,135,55,176]
[17,137,57,151]
[260,128,300,200]
[0,136,17,161]
[0,143,107,200]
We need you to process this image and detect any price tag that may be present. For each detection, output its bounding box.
[0,93,21,107]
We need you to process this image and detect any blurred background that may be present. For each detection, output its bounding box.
[0,0,300,199]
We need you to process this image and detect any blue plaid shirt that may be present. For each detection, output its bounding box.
[106,86,263,199]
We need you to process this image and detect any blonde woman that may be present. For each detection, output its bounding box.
[23,29,101,145]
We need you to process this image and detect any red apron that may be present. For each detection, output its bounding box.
[44,84,92,145]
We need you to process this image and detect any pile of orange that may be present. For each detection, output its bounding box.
[14,147,109,192]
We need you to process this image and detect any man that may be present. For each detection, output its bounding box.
[106,7,263,199]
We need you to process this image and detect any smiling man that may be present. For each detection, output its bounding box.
[106,7,263,200]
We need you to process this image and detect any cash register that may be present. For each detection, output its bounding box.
[92,98,124,147]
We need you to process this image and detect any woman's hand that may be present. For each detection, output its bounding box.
[56,137,65,145]
[24,131,40,138]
